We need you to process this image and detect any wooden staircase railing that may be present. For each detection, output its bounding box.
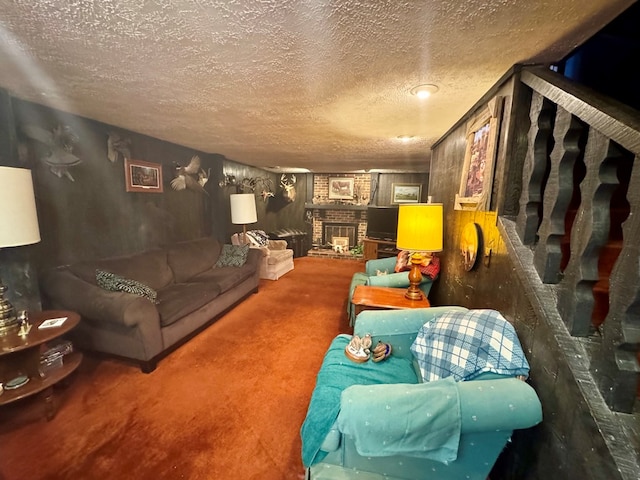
[515,66,640,412]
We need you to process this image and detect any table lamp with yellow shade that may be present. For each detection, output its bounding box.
[396,203,443,300]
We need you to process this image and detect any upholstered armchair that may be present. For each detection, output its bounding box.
[347,255,438,325]
[231,231,294,280]
[301,307,543,480]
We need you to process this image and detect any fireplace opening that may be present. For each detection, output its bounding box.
[322,222,359,248]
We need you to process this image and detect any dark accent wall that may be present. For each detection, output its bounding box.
[11,98,217,270]
[374,172,430,205]
[217,162,309,238]
[560,1,640,111]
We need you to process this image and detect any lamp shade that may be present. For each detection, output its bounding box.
[230,193,257,225]
[396,203,443,252]
[0,166,41,248]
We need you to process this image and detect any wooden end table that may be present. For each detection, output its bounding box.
[0,310,82,420]
[351,285,430,318]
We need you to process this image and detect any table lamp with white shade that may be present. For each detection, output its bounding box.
[230,193,257,244]
[396,203,443,300]
[0,166,41,335]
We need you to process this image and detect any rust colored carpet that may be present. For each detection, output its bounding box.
[0,257,364,480]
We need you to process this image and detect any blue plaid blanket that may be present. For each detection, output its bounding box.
[411,309,530,382]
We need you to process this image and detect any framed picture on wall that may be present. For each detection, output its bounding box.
[454,96,503,211]
[328,177,355,200]
[124,159,164,193]
[391,183,422,203]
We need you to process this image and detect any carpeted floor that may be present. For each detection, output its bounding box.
[0,257,364,480]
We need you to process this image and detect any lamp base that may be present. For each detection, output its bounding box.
[405,254,424,301]
[0,281,18,336]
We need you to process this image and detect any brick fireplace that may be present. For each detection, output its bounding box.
[306,173,371,259]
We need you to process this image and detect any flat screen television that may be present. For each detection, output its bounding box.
[365,206,399,242]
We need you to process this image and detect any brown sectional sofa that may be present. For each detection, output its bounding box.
[41,237,261,372]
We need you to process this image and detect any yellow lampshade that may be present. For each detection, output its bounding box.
[396,203,443,252]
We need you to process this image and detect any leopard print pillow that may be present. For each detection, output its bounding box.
[96,269,158,304]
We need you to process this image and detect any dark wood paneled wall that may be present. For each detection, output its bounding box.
[375,172,430,205]
[11,99,217,269]
[217,162,309,239]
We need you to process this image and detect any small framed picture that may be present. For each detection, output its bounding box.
[454,96,503,211]
[332,236,350,253]
[391,183,422,204]
[328,177,355,200]
[124,159,164,193]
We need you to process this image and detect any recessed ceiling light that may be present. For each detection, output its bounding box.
[410,84,439,99]
[397,135,415,143]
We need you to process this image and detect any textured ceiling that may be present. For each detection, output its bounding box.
[0,0,633,172]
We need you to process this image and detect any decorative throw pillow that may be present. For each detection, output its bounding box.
[215,243,250,267]
[245,229,270,247]
[95,269,158,304]
[410,309,530,382]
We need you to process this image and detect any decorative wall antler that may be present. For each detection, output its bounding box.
[250,177,275,202]
[280,173,296,203]
[221,175,275,201]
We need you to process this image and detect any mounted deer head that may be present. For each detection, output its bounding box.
[280,173,297,203]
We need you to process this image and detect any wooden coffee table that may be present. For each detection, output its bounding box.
[351,285,430,317]
[0,310,82,420]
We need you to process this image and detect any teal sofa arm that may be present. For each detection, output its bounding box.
[457,378,542,433]
[353,307,469,359]
[338,377,541,442]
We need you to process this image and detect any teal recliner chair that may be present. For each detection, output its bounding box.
[302,307,543,480]
[347,256,436,325]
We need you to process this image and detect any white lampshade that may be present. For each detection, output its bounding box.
[396,203,443,252]
[230,193,257,225]
[0,166,41,248]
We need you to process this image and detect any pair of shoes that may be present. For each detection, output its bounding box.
[344,334,372,363]
[372,341,392,362]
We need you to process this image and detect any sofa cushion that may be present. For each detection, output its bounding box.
[96,269,158,303]
[215,244,250,267]
[69,249,173,290]
[410,309,530,382]
[167,237,222,283]
[191,264,254,293]
[156,282,221,327]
